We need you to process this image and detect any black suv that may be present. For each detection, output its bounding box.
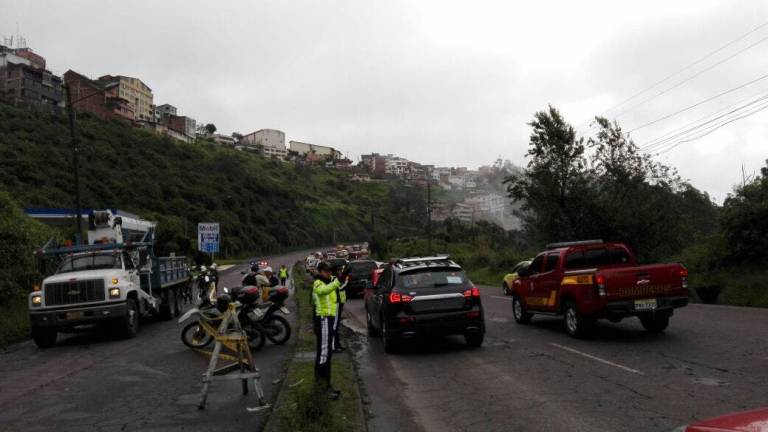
[344,259,378,296]
[364,256,485,353]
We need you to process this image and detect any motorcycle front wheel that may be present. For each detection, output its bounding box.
[245,326,266,351]
[263,315,291,345]
[181,321,214,349]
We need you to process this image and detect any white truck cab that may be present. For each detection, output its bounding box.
[26,209,191,348]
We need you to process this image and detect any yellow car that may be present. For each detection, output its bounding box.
[502,260,532,296]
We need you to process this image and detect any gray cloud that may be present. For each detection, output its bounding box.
[2,0,767,201]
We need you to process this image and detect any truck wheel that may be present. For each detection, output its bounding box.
[31,327,57,348]
[121,298,140,339]
[640,313,670,333]
[563,300,593,338]
[465,332,484,348]
[512,295,532,324]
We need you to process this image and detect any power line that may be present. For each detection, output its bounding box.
[627,71,768,133]
[640,90,768,151]
[613,33,768,119]
[600,20,768,118]
[654,100,768,155]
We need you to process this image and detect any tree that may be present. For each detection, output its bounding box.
[504,105,589,242]
[721,159,768,264]
[205,123,217,135]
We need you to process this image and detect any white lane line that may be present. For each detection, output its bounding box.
[550,343,645,375]
[488,295,512,301]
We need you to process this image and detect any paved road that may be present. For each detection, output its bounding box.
[344,284,768,432]
[0,250,309,432]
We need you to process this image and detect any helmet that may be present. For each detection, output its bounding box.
[316,261,332,273]
[210,263,217,270]
[216,294,232,313]
[263,266,273,274]
[199,265,207,272]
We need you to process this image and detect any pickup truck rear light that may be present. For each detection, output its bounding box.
[680,268,689,289]
[463,287,481,298]
[389,291,413,303]
[595,275,607,296]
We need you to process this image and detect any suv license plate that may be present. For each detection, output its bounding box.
[634,299,657,311]
[65,311,84,320]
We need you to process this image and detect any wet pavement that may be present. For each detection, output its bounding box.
[0,251,309,432]
[343,285,768,432]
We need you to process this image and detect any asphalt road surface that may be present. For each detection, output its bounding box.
[344,284,768,432]
[0,250,308,432]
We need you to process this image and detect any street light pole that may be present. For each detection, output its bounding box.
[65,84,84,244]
[427,180,432,255]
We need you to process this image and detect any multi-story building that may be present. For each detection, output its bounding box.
[165,114,196,140]
[288,140,340,160]
[465,193,506,221]
[63,70,134,122]
[0,61,63,112]
[213,134,236,146]
[98,75,154,122]
[452,203,474,223]
[243,129,285,148]
[385,157,409,177]
[10,47,45,69]
[154,103,177,121]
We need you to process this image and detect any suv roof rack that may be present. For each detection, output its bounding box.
[546,239,604,250]
[393,256,457,269]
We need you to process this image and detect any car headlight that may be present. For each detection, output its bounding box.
[31,295,42,306]
[111,278,119,285]
[109,287,121,298]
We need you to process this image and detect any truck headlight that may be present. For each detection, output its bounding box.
[31,295,42,306]
[109,288,121,298]
[111,278,119,285]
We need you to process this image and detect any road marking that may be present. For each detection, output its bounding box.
[550,343,645,375]
[488,295,512,301]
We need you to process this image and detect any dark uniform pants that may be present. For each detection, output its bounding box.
[314,315,334,388]
[333,303,345,350]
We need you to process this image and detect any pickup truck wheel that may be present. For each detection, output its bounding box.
[563,300,593,338]
[512,295,532,324]
[31,327,57,348]
[121,298,140,339]
[640,313,670,333]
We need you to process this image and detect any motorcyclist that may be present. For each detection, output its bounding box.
[263,267,280,287]
[242,264,260,286]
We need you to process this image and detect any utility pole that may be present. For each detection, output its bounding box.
[65,84,85,244]
[427,181,432,255]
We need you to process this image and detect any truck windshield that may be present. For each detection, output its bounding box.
[57,253,122,273]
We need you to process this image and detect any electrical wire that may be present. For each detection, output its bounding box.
[627,71,768,133]
[599,20,768,118]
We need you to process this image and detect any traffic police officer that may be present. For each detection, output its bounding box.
[313,261,342,399]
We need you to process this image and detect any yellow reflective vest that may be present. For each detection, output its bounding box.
[313,277,341,317]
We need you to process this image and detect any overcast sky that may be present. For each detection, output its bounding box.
[3,0,768,202]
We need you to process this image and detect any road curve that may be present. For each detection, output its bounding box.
[344,284,768,432]
[0,250,308,432]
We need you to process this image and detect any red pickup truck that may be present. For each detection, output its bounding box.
[510,240,689,337]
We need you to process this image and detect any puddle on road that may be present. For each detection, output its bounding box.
[691,377,729,386]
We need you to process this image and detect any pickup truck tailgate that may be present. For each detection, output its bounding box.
[600,263,687,300]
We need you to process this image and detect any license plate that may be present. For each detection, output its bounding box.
[634,299,657,311]
[65,311,84,320]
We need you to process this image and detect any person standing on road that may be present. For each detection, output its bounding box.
[313,261,342,400]
[332,264,348,353]
[279,264,288,285]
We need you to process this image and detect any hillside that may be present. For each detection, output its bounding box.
[0,102,426,255]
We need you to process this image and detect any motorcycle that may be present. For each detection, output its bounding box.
[179,291,267,351]
[195,266,218,303]
[229,285,292,346]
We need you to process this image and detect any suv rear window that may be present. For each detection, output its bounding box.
[347,261,377,273]
[398,270,469,289]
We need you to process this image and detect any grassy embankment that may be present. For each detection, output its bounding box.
[271,263,364,432]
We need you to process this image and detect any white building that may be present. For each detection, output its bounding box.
[466,193,506,220]
[385,157,409,176]
[288,140,340,159]
[213,134,236,146]
[452,203,474,223]
[242,129,285,149]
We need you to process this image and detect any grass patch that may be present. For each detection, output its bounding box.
[273,263,363,432]
[0,295,30,348]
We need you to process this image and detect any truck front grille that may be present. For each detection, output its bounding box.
[44,279,106,306]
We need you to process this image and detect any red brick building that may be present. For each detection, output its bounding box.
[63,70,134,122]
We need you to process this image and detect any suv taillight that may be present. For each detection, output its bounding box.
[463,287,480,298]
[389,291,413,303]
[595,274,606,296]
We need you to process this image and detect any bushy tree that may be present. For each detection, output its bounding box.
[721,159,768,264]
